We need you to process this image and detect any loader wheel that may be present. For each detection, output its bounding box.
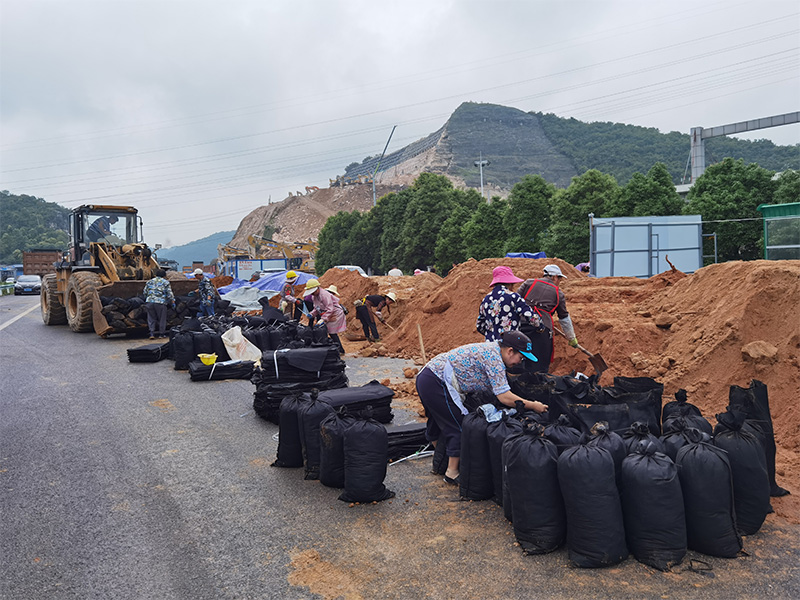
[41,274,67,326]
[66,271,102,332]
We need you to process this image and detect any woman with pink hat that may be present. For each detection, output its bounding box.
[476,266,543,342]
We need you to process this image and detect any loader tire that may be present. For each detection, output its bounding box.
[66,271,102,333]
[41,274,67,326]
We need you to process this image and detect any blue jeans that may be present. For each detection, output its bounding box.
[197,302,215,318]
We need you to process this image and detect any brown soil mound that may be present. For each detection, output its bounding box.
[321,258,800,519]
[211,275,234,289]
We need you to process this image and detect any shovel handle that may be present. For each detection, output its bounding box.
[553,327,593,357]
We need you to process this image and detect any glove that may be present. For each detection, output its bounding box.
[376,311,385,323]
[569,338,579,348]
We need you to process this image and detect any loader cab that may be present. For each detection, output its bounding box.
[71,205,140,263]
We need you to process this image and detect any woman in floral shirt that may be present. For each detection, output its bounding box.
[476,266,541,342]
[415,330,547,485]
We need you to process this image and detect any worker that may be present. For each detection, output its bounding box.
[517,264,578,372]
[143,269,175,339]
[354,292,397,342]
[415,330,547,484]
[476,266,543,342]
[193,268,216,318]
[304,279,346,354]
[387,266,403,276]
[279,270,302,320]
[86,215,119,243]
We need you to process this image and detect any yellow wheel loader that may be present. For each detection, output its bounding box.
[41,205,197,336]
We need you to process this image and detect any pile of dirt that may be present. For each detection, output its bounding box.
[211,275,233,289]
[318,258,800,519]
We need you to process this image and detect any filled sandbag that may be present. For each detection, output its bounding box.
[319,410,357,488]
[558,445,628,568]
[713,408,771,535]
[621,442,686,571]
[459,411,493,501]
[339,417,395,503]
[172,329,195,370]
[298,389,336,480]
[661,419,710,461]
[676,442,743,557]
[728,380,788,496]
[503,423,565,554]
[486,412,523,506]
[583,422,626,484]
[662,389,712,434]
[272,394,306,468]
[621,421,665,455]
[543,414,582,455]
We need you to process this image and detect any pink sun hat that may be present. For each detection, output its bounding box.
[490,265,523,287]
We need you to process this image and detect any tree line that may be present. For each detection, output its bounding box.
[0,192,70,265]
[315,160,799,276]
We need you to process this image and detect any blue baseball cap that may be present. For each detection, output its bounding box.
[501,330,538,362]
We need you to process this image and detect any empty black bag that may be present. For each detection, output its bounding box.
[503,424,565,554]
[620,442,686,571]
[729,380,788,496]
[319,410,357,488]
[558,445,628,568]
[543,414,582,455]
[338,418,395,503]
[486,412,523,506]
[272,394,306,468]
[459,411,493,501]
[713,409,771,535]
[621,421,665,455]
[298,390,336,480]
[676,442,742,557]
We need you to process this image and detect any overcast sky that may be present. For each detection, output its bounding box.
[1,0,798,247]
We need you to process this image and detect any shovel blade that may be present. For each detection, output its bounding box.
[589,353,608,375]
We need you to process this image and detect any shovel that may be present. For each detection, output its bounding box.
[554,327,608,378]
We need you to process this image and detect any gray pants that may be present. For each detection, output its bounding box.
[145,302,167,336]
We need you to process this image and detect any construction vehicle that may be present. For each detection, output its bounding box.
[41,205,197,335]
[246,235,318,272]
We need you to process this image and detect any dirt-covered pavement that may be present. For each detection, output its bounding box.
[1,294,798,600]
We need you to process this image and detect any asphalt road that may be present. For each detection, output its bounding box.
[1,293,798,600]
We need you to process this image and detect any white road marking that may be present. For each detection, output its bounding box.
[0,303,40,331]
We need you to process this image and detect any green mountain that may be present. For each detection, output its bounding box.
[0,192,70,264]
[156,230,236,269]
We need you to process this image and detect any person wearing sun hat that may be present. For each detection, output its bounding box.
[304,278,346,353]
[517,264,578,372]
[476,265,543,343]
[415,330,547,485]
[279,270,302,320]
[354,291,397,343]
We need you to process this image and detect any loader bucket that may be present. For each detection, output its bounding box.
[92,279,199,336]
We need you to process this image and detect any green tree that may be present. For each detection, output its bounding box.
[503,175,556,253]
[0,192,70,264]
[684,158,777,262]
[400,173,460,270]
[605,163,683,218]
[463,198,508,259]
[434,204,473,274]
[543,170,620,264]
[378,189,411,273]
[773,169,800,205]
[316,210,363,272]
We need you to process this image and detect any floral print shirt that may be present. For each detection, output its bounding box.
[426,342,510,396]
[197,278,216,306]
[476,285,539,342]
[144,277,175,305]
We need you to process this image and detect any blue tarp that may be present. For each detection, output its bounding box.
[218,270,316,296]
[505,252,547,259]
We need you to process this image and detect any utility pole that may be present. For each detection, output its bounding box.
[474,153,489,199]
[373,126,397,207]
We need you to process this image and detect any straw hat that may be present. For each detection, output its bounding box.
[326,285,340,296]
[386,292,397,302]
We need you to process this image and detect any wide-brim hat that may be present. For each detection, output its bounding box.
[490,265,523,287]
[501,330,538,362]
[543,264,567,278]
[326,285,340,296]
[386,292,397,302]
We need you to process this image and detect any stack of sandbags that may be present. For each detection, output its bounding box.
[127,341,171,363]
[313,380,394,424]
[188,359,255,381]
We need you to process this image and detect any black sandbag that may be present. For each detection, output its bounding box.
[432,438,448,476]
[486,412,524,506]
[209,332,231,362]
[386,422,428,462]
[127,342,171,363]
[543,414,582,455]
[172,330,195,370]
[338,417,395,503]
[661,419,710,461]
[298,389,336,480]
[272,394,306,468]
[621,442,686,571]
[319,410,357,488]
[549,388,661,436]
[728,380,788,496]
[296,323,314,346]
[583,422,626,484]
[188,359,255,381]
[459,411,493,501]
[676,442,742,557]
[662,390,712,434]
[558,444,628,568]
[621,421,666,455]
[312,322,330,345]
[503,424,565,554]
[713,409,771,535]
[316,381,394,424]
[613,376,664,395]
[191,331,215,356]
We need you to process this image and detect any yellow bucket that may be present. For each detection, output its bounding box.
[198,353,217,366]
